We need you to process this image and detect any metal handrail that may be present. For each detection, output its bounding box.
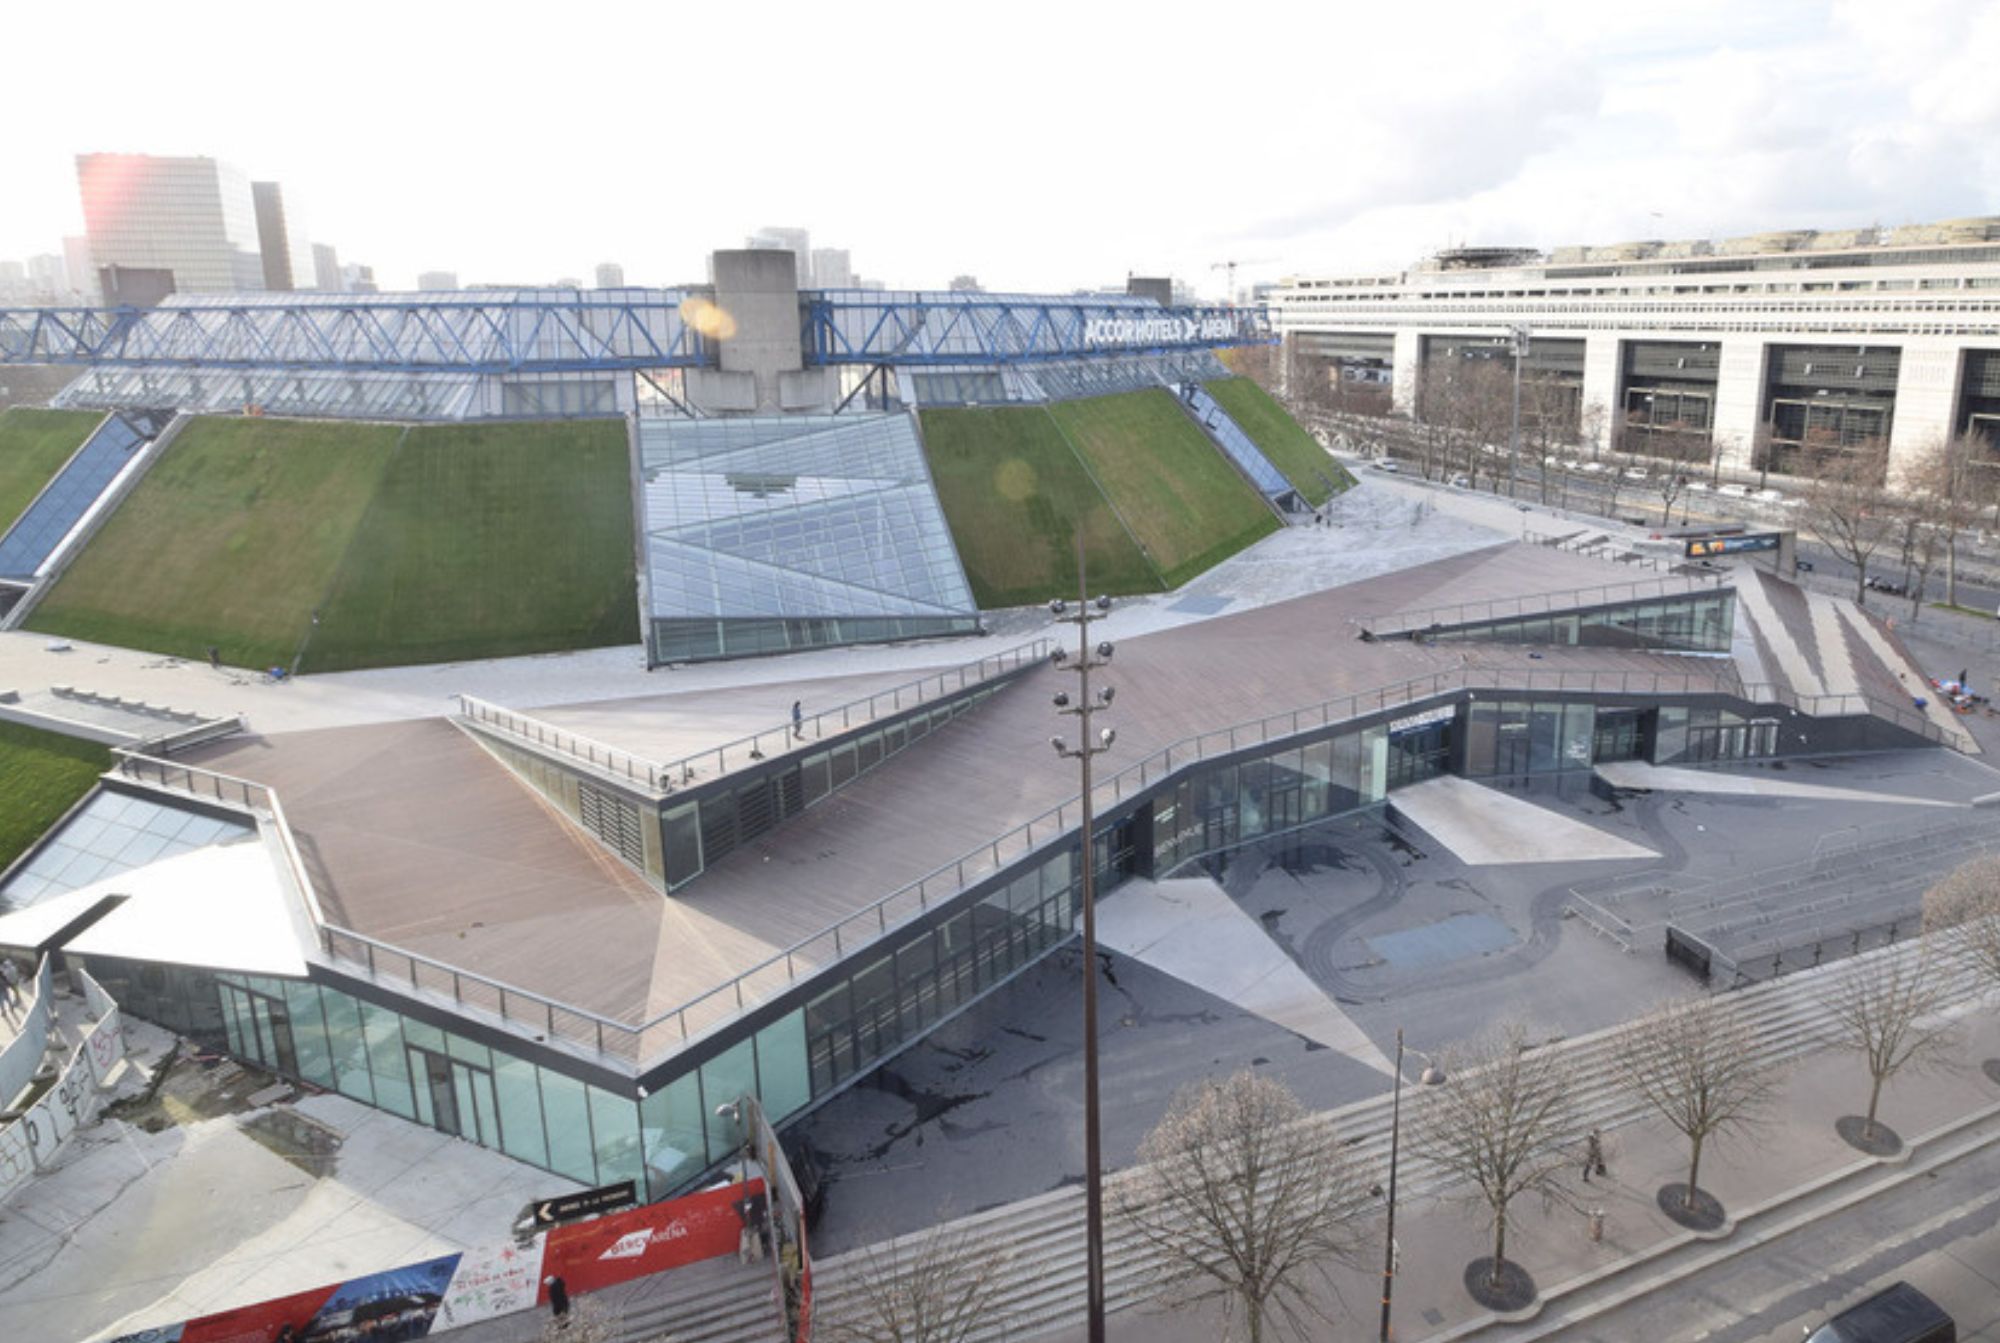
[107,658,1961,1071]
[454,637,1053,795]
[1357,573,1721,638]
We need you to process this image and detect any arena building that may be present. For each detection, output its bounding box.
[0,251,1971,1203]
[1272,217,2000,479]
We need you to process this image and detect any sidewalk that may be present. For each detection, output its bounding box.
[1032,1000,2000,1342]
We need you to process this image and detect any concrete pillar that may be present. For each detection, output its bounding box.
[1887,338,1964,484]
[1711,335,1770,471]
[1579,333,1622,454]
[698,249,808,415]
[1391,329,1423,416]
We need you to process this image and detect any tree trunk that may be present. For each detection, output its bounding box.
[1245,1288,1263,1343]
[1491,1205,1509,1284]
[1686,1133,1705,1208]
[1867,1073,1885,1133]
[1947,533,1959,608]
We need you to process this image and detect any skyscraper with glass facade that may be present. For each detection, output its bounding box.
[76,153,267,299]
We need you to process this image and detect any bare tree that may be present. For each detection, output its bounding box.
[1617,996,1779,1218]
[822,1224,1014,1343]
[1118,1070,1367,1343]
[1411,1021,1577,1301]
[1924,855,2000,988]
[1802,437,1895,607]
[1903,431,1994,610]
[1827,946,1957,1148]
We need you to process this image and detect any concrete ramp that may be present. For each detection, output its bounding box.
[1389,775,1657,865]
[1095,876,1395,1077]
[1596,760,1960,807]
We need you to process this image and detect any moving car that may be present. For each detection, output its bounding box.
[1803,1281,1953,1343]
[1371,458,1401,473]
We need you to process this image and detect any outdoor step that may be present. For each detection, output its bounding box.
[637,942,1970,1343]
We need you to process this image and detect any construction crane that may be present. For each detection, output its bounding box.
[1210,258,1274,305]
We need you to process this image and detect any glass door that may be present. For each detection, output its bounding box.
[406,1046,497,1144]
[219,982,299,1079]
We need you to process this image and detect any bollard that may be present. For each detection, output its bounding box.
[1588,1208,1605,1243]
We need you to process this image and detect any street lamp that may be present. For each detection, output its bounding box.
[1507,325,1530,501]
[1380,1029,1446,1342]
[1050,544,1117,1343]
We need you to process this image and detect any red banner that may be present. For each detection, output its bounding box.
[539,1180,761,1298]
[178,1285,336,1343]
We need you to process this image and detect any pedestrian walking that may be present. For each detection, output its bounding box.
[1581,1128,1606,1182]
[545,1275,570,1326]
[207,645,221,670]
[0,957,21,1019]
[791,700,804,740]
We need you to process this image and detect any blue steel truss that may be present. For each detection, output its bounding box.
[804,292,1269,365]
[0,289,1267,375]
[0,290,708,373]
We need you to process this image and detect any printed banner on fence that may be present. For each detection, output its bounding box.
[107,1180,764,1342]
[538,1180,758,1297]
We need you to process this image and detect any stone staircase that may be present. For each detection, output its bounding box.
[604,937,1981,1343]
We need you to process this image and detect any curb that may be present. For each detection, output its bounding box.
[1424,1096,2000,1341]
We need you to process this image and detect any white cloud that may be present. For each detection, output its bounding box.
[0,0,1995,297]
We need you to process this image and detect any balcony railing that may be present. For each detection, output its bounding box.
[455,637,1053,796]
[107,656,1955,1073]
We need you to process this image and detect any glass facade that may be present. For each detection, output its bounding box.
[1424,592,1733,653]
[57,366,483,421]
[474,679,1008,892]
[0,411,166,580]
[1153,723,1389,872]
[0,788,253,912]
[638,414,979,664]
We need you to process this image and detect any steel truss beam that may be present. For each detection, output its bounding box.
[804,295,1271,365]
[0,294,708,373]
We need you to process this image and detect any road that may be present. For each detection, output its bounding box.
[1534,1137,2000,1341]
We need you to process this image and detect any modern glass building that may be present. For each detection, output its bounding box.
[637,413,980,664]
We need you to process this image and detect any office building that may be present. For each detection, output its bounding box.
[1272,217,2000,480]
[63,237,95,304]
[595,262,625,289]
[251,181,314,292]
[746,228,811,286]
[809,248,851,289]
[416,271,459,292]
[312,243,342,292]
[76,153,266,299]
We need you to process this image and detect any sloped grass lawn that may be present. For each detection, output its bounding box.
[303,419,639,671]
[1204,376,1355,507]
[0,408,102,531]
[919,406,1162,607]
[0,721,110,874]
[29,417,402,669]
[1048,389,1278,588]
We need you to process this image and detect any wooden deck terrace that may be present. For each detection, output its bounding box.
[183,544,1742,1048]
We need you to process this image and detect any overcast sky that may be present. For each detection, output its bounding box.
[5,0,1997,298]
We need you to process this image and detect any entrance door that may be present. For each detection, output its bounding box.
[407,1046,497,1144]
[1387,720,1454,790]
[219,983,298,1078]
[1591,709,1648,763]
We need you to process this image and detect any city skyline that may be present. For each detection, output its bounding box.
[1,1,1995,298]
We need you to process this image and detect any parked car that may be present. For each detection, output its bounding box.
[1803,1280,1953,1343]
[1580,461,1607,474]
[1371,458,1400,473]
[1717,482,1751,498]
[1622,466,1649,481]
[1754,487,1786,503]
[1448,472,1471,487]
[1685,479,1711,492]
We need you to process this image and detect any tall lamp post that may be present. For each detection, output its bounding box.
[1049,544,1117,1343]
[1506,324,1530,500]
[1380,1029,1446,1343]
